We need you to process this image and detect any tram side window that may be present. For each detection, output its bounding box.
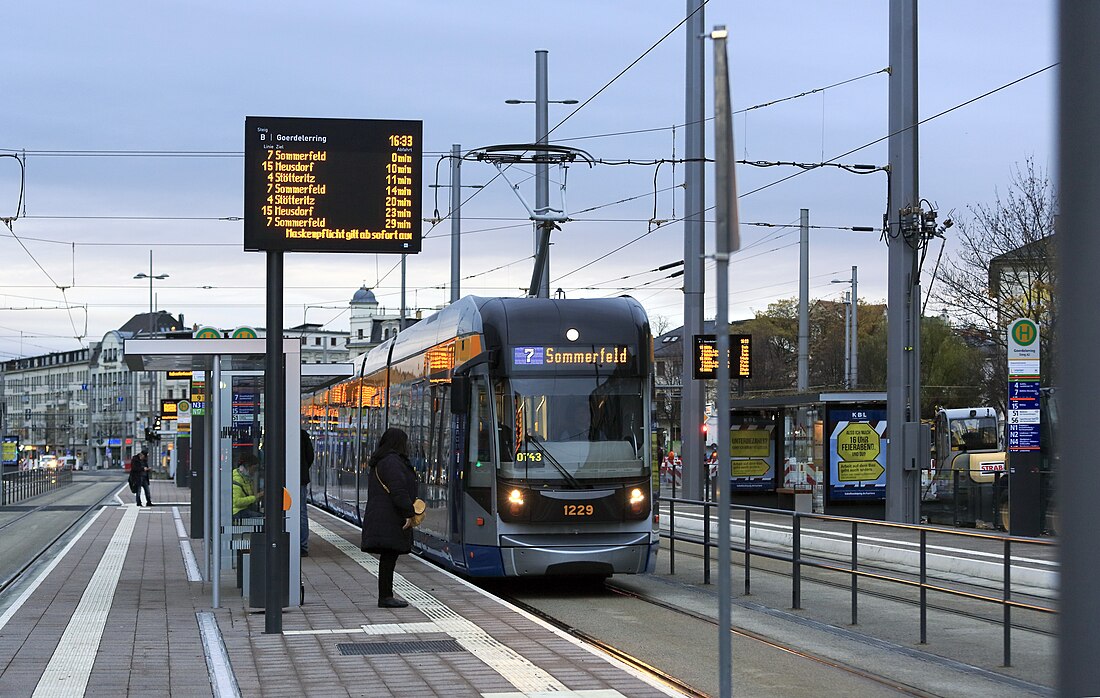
[465,378,494,510]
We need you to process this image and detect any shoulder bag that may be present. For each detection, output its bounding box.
[376,467,426,527]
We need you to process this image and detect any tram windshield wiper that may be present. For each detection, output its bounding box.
[524,432,582,489]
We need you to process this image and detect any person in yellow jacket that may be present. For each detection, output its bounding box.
[232,453,264,521]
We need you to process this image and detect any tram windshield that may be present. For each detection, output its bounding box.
[495,376,647,484]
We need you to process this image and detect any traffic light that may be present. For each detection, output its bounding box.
[701,422,709,438]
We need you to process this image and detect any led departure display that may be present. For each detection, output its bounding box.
[692,334,752,380]
[244,116,422,253]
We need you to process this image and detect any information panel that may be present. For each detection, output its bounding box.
[244,116,422,253]
[692,334,752,380]
[826,406,887,502]
[2,436,18,467]
[728,410,777,492]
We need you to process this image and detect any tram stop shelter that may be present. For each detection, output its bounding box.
[123,337,353,607]
[721,391,888,520]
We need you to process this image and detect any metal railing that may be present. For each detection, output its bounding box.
[660,494,1057,667]
[1,468,74,505]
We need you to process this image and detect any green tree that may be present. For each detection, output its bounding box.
[921,315,987,415]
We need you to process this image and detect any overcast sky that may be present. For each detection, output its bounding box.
[0,1,1056,359]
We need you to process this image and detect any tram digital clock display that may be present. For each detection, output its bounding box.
[244,116,422,254]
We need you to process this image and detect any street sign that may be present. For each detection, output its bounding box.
[194,327,222,339]
[731,459,770,477]
[231,326,258,339]
[1008,318,1040,360]
[1007,319,1042,452]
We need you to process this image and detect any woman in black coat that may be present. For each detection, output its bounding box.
[361,427,418,608]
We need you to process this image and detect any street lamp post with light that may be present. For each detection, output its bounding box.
[133,250,169,465]
[831,265,858,389]
[506,49,577,299]
[134,250,169,336]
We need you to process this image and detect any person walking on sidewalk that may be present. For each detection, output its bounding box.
[361,427,418,608]
[128,447,152,507]
[300,429,315,556]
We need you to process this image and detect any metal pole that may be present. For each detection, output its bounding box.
[798,209,809,391]
[400,255,407,330]
[450,144,461,303]
[681,0,706,500]
[535,50,550,299]
[1059,1,1100,692]
[844,290,853,386]
[851,266,859,389]
[886,0,921,523]
[211,356,221,609]
[263,251,285,633]
[203,364,213,581]
[713,26,740,698]
[148,250,154,335]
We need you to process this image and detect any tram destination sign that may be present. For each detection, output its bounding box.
[244,116,422,254]
[692,334,752,380]
[512,346,631,368]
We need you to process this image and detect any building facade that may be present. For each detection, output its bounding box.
[0,348,90,467]
[0,289,391,468]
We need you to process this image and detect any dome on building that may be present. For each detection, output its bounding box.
[350,286,378,306]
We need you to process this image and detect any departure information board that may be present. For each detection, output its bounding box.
[692,334,752,380]
[244,116,422,253]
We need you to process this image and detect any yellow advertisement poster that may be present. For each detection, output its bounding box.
[729,429,770,458]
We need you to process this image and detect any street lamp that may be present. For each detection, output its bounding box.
[134,250,168,463]
[133,250,169,336]
[831,265,858,389]
[506,49,578,298]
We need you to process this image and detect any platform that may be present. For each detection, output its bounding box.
[0,479,680,698]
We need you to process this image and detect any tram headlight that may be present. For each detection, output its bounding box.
[628,487,646,515]
[508,488,525,516]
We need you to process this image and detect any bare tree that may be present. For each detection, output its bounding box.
[650,314,671,336]
[931,158,1057,410]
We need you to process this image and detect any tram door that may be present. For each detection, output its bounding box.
[452,376,495,559]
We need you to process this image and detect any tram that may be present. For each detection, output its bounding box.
[302,295,657,577]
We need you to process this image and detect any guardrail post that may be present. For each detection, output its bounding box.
[851,520,858,626]
[792,513,801,610]
[744,508,752,595]
[920,528,927,644]
[703,499,711,585]
[1004,537,1012,667]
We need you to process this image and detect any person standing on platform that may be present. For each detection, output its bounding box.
[361,427,418,608]
[128,447,152,507]
[300,429,315,556]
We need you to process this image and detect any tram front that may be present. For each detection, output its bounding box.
[456,297,657,577]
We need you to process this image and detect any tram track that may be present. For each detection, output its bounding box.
[661,532,1057,638]
[494,579,939,698]
[496,590,713,698]
[0,475,125,596]
[601,581,941,698]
